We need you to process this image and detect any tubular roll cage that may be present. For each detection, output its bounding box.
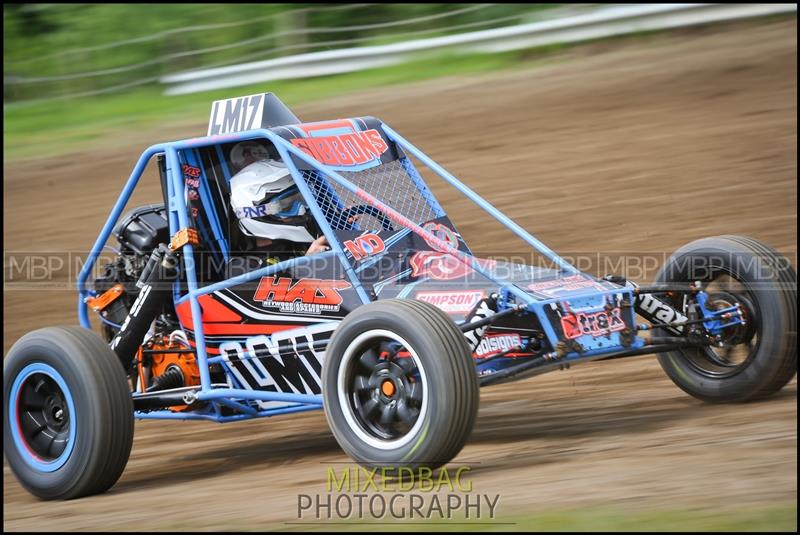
[76,123,648,422]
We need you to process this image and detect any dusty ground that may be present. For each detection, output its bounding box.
[3,19,797,531]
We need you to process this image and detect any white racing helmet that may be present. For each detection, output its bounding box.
[230,141,271,172]
[229,159,315,243]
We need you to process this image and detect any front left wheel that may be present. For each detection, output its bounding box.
[322,299,479,473]
[4,326,134,500]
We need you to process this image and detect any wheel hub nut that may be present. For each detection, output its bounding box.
[381,379,396,397]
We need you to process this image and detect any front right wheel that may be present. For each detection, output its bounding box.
[322,299,479,472]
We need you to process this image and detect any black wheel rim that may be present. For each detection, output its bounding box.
[347,337,424,442]
[677,271,761,379]
[17,372,71,461]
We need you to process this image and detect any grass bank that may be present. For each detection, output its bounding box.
[3,50,528,161]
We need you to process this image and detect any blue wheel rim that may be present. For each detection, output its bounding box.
[9,363,77,472]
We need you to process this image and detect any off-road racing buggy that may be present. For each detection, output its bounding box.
[5,93,796,499]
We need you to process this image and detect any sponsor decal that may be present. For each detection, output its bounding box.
[182,164,201,179]
[475,333,523,358]
[344,232,386,261]
[415,290,484,314]
[110,284,152,350]
[409,222,473,280]
[235,204,274,219]
[410,253,473,280]
[527,275,606,298]
[254,277,351,314]
[291,129,388,167]
[560,308,625,339]
[208,93,265,135]
[463,299,496,350]
[422,221,459,250]
[625,280,686,334]
[184,166,201,203]
[635,293,689,326]
[220,323,335,409]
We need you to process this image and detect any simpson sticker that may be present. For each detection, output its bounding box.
[254,277,351,314]
[415,290,484,314]
[208,94,266,135]
[290,129,388,167]
[560,308,625,339]
[344,233,386,261]
[475,333,523,358]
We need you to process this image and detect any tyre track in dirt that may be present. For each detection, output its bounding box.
[3,18,796,531]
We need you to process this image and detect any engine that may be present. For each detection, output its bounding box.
[92,204,201,397]
[93,204,172,341]
[135,334,201,411]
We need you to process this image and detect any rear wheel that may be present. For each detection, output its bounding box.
[655,235,796,402]
[322,299,479,472]
[4,326,134,499]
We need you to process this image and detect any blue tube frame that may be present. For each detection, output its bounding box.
[77,123,646,423]
[184,148,229,262]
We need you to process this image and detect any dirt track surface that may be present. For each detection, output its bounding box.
[3,19,797,530]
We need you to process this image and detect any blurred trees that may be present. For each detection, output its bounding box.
[3,3,556,102]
